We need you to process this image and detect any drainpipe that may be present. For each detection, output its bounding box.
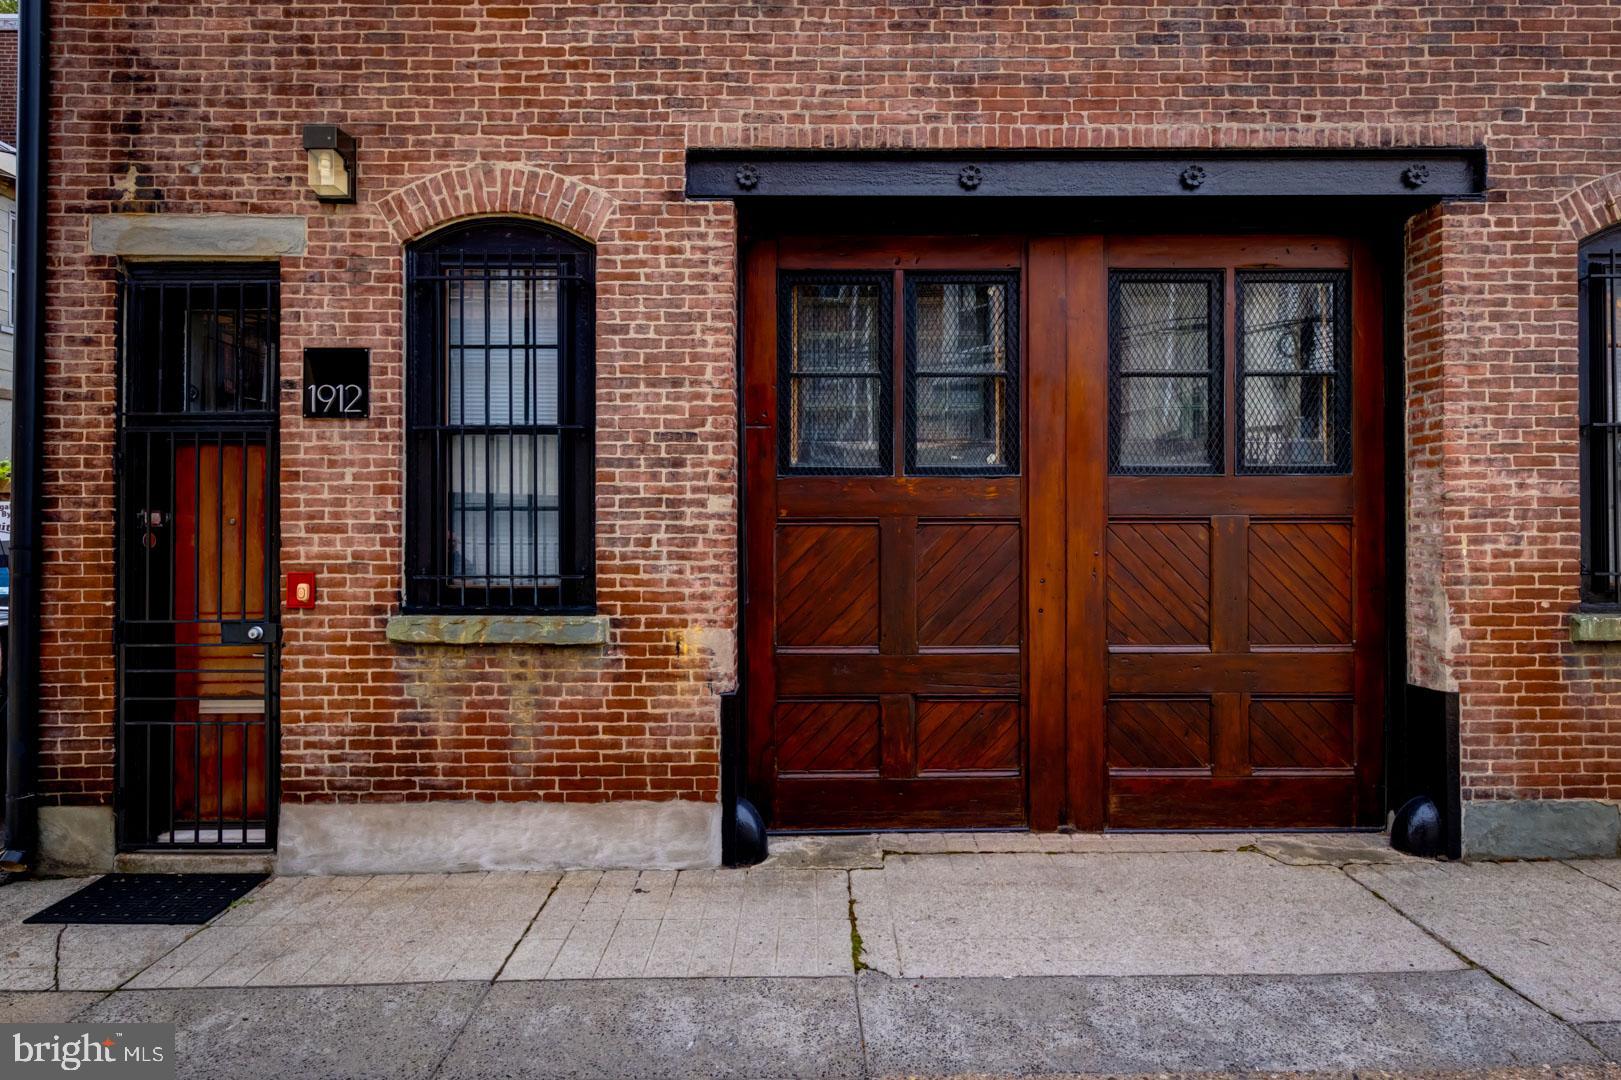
[722,227,764,868]
[2,0,49,879]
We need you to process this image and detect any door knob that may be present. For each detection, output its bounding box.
[247,624,265,642]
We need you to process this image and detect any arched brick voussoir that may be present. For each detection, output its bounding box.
[1559,170,1621,242]
[377,163,618,245]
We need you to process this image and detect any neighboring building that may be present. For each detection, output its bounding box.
[24,5,1621,873]
[0,137,15,473]
[0,13,17,534]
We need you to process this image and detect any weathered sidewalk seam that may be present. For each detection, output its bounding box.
[426,982,495,1080]
[1564,859,1621,896]
[491,875,562,983]
[1339,863,1610,1056]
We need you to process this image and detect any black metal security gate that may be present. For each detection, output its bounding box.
[116,264,280,850]
[1582,232,1621,604]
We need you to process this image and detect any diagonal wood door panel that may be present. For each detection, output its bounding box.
[1249,698,1353,769]
[1249,522,1352,646]
[917,699,1021,772]
[1106,522,1211,646]
[1107,698,1211,769]
[776,700,881,774]
[918,524,1021,647]
[775,524,880,647]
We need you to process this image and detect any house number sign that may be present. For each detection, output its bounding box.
[302,347,370,418]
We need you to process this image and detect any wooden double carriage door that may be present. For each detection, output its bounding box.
[743,235,1385,831]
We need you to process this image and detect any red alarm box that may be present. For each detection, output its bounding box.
[287,572,317,609]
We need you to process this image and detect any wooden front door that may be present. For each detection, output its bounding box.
[743,238,1030,829]
[171,442,272,829]
[1073,237,1385,828]
[743,233,1385,832]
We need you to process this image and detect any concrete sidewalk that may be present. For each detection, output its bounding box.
[3,832,1621,1078]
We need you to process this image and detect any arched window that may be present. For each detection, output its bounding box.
[404,219,595,612]
[1582,225,1621,604]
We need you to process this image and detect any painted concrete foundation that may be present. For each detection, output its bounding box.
[276,799,723,875]
[1462,798,1621,860]
[36,806,115,875]
[33,796,1621,873]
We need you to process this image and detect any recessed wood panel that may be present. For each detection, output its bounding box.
[776,652,1020,697]
[1248,521,1352,645]
[1249,698,1353,769]
[775,700,881,775]
[1108,774,1356,828]
[775,524,880,647]
[1107,698,1211,770]
[771,775,1026,829]
[917,523,1021,648]
[917,699,1021,773]
[1106,522,1211,646]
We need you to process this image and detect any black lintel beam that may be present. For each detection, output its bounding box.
[685,148,1486,202]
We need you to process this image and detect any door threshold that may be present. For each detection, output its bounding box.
[768,825,1385,836]
[768,826,1028,837]
[115,849,275,876]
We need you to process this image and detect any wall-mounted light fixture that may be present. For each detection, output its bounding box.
[302,124,356,203]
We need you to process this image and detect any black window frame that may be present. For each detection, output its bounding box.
[404,218,595,614]
[118,261,282,421]
[776,271,894,477]
[1107,268,1225,476]
[1234,268,1353,476]
[903,270,1021,477]
[1581,226,1621,607]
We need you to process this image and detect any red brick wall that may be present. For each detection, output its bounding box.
[41,3,1621,812]
[0,23,17,147]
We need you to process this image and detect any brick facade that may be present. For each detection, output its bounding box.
[0,18,16,148]
[37,4,1621,834]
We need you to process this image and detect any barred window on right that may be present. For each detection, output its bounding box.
[1581,227,1621,605]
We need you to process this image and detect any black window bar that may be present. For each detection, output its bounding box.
[1582,230,1621,605]
[405,220,595,613]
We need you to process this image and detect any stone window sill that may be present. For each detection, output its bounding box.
[385,614,609,647]
[1569,611,1621,643]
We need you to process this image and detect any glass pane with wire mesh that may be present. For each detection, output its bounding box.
[1582,238,1621,603]
[405,220,594,613]
[778,274,892,474]
[1108,271,1223,474]
[906,274,1019,474]
[1237,272,1352,474]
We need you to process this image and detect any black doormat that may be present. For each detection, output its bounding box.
[25,873,268,925]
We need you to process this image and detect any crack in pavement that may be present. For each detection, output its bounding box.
[489,874,562,983]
